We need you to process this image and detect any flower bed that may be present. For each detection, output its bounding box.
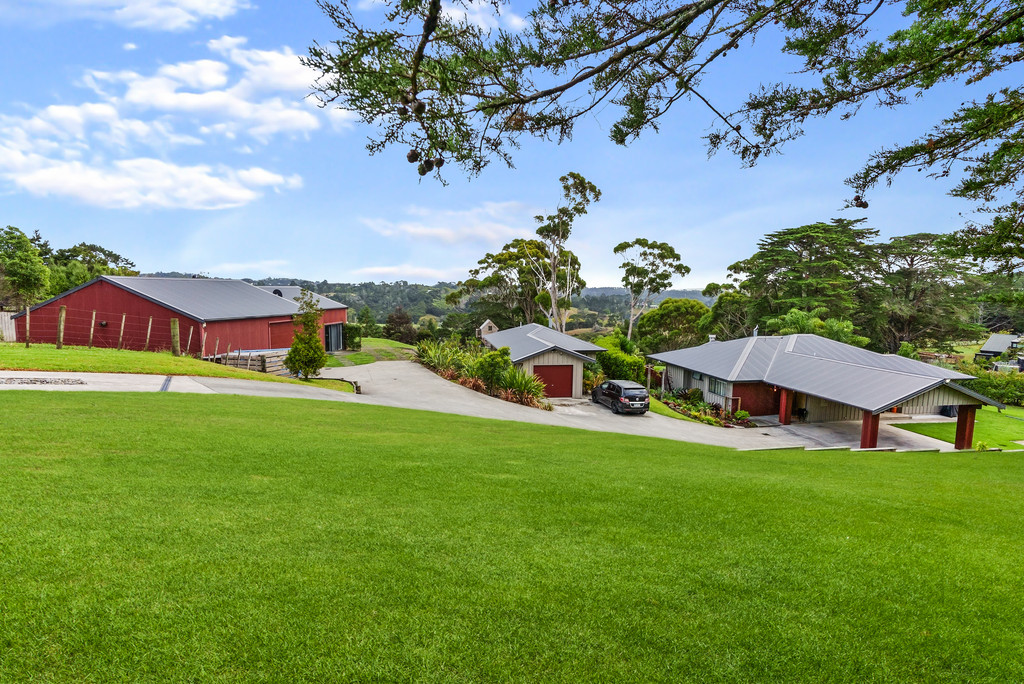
[417,339,552,410]
[654,390,755,428]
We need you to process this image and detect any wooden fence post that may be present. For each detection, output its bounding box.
[214,338,219,360]
[56,306,66,349]
[117,313,126,350]
[24,306,29,348]
[88,310,96,349]
[186,326,194,355]
[201,328,207,358]
[170,318,181,357]
[143,316,153,351]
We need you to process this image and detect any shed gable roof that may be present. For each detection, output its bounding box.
[979,333,1019,355]
[257,286,347,310]
[482,323,604,364]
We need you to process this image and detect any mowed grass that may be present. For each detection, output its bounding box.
[334,337,417,366]
[649,396,698,422]
[896,405,1024,450]
[0,342,353,391]
[2,393,1023,681]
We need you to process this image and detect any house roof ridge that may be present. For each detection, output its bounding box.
[780,345,969,380]
[726,336,759,381]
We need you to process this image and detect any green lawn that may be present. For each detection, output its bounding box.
[2,392,1022,681]
[895,405,1024,450]
[0,343,353,391]
[650,396,698,422]
[333,337,417,366]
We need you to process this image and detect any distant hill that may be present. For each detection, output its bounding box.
[581,287,715,306]
[140,275,713,319]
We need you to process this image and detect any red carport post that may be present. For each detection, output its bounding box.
[954,406,977,450]
[860,411,880,449]
[778,388,794,425]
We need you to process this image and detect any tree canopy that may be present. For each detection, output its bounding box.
[0,226,49,310]
[635,297,710,353]
[728,218,877,323]
[614,238,690,340]
[306,0,1024,208]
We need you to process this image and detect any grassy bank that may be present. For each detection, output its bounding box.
[2,392,1022,681]
[333,337,416,366]
[0,342,352,391]
[895,405,1024,450]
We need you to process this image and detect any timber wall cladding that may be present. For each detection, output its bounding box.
[731,382,781,416]
[15,281,203,353]
[0,312,14,340]
[519,349,589,398]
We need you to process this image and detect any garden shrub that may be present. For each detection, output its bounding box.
[686,387,703,404]
[734,410,750,421]
[284,291,328,380]
[897,341,919,360]
[474,347,513,392]
[500,366,547,406]
[596,348,643,382]
[416,338,466,373]
[344,322,362,351]
[582,361,603,393]
[955,361,1024,405]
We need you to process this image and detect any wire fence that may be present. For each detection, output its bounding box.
[15,306,206,355]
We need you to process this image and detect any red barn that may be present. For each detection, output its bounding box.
[13,276,348,355]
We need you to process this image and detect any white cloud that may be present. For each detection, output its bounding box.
[0,36,343,209]
[441,1,525,32]
[6,0,252,31]
[4,155,296,210]
[88,38,323,140]
[123,42,138,51]
[359,201,536,245]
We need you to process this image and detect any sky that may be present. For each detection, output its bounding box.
[0,0,987,290]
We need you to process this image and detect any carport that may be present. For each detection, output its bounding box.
[652,334,1004,449]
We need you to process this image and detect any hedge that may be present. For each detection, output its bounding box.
[596,348,644,383]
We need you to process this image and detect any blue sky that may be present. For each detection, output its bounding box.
[0,0,982,289]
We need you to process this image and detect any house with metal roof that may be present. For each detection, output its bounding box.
[974,333,1020,362]
[482,323,604,398]
[649,334,1002,449]
[13,276,347,355]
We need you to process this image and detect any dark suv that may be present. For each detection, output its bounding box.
[591,380,650,415]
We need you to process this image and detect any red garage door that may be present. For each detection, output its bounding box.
[533,365,574,398]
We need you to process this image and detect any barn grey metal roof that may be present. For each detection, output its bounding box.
[15,276,319,322]
[482,323,605,364]
[257,286,347,310]
[97,276,313,321]
[649,334,999,414]
[978,333,1018,356]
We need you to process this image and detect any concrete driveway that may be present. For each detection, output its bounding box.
[1,362,956,451]
[321,362,956,451]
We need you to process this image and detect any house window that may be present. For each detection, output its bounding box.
[692,371,704,381]
[708,377,728,396]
